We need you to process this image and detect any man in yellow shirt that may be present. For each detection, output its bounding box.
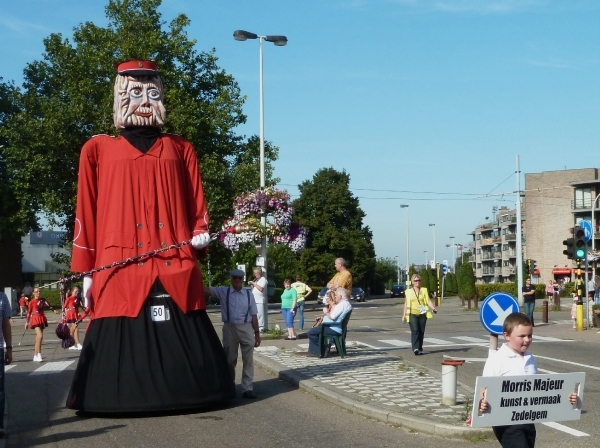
[327,258,352,296]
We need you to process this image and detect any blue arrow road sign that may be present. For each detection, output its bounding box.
[580,220,593,243]
[480,292,520,335]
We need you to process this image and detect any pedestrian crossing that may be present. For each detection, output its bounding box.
[4,360,76,375]
[295,334,573,351]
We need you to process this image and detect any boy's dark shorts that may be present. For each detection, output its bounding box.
[493,424,536,448]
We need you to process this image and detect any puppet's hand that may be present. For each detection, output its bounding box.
[83,275,92,308]
[191,233,210,250]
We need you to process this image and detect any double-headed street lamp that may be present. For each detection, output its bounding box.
[449,236,455,272]
[429,223,436,268]
[234,30,287,331]
[400,205,409,274]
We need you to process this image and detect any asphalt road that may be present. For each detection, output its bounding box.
[3,317,480,448]
[3,296,598,447]
[286,295,600,448]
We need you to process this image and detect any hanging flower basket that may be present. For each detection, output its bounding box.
[221,187,307,253]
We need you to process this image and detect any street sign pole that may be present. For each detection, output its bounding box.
[480,292,520,356]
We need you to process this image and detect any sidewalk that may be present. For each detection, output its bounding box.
[254,341,491,439]
[252,298,598,440]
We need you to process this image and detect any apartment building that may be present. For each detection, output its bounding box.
[469,206,519,284]
[523,168,599,284]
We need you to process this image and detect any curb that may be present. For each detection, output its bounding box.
[254,353,492,439]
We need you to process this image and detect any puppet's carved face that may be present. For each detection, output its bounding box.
[113,74,166,128]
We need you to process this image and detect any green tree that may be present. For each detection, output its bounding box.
[293,168,376,286]
[419,268,430,297]
[408,264,417,281]
[0,0,276,278]
[458,261,477,308]
[0,79,30,239]
[428,268,438,298]
[374,257,398,294]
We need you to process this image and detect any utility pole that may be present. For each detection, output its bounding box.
[516,155,524,306]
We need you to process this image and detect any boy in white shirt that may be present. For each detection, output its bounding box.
[479,313,577,448]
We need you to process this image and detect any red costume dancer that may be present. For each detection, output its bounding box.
[63,287,83,350]
[67,60,234,412]
[26,288,58,362]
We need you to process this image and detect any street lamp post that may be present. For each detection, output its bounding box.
[424,250,428,266]
[395,256,400,285]
[449,236,455,272]
[400,205,409,275]
[234,30,287,331]
[429,224,436,268]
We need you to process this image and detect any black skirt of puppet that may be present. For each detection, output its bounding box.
[66,296,235,413]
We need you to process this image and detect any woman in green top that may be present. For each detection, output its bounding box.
[280,279,298,340]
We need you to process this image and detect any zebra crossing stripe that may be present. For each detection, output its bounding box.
[423,337,452,345]
[533,335,567,342]
[30,361,75,375]
[452,336,488,343]
[4,364,16,372]
[377,339,411,347]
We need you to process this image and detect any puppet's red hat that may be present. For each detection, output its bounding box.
[115,60,158,76]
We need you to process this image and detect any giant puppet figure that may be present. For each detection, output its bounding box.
[67,61,235,412]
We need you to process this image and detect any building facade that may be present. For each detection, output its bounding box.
[523,168,598,284]
[21,230,69,288]
[469,206,519,284]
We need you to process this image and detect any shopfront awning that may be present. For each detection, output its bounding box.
[552,268,572,275]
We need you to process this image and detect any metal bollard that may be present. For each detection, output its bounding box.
[542,300,548,323]
[441,360,465,406]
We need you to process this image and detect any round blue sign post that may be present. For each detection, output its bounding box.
[479,292,520,336]
[580,220,593,243]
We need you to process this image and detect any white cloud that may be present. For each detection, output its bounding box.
[528,58,578,69]
[386,0,545,14]
[0,16,52,35]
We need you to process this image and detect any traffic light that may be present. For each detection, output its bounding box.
[531,259,537,271]
[563,237,574,259]
[574,226,586,260]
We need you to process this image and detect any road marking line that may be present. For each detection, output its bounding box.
[378,339,411,347]
[297,343,309,349]
[534,355,600,372]
[538,368,558,374]
[541,422,589,437]
[348,341,380,349]
[423,337,453,345]
[452,336,489,343]
[443,355,487,362]
[30,361,74,375]
[4,365,16,371]
[533,335,568,342]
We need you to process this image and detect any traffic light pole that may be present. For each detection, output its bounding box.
[576,259,584,331]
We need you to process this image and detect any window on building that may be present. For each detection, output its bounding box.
[477,263,482,268]
[575,188,592,209]
[503,244,509,251]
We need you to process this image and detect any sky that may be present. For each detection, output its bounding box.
[1,0,599,268]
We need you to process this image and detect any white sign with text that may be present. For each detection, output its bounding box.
[470,373,585,428]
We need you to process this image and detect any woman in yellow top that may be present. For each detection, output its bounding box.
[402,274,438,356]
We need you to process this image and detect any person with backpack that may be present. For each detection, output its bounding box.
[291,275,312,331]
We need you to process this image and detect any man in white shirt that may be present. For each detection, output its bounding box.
[248,267,267,332]
[204,269,261,398]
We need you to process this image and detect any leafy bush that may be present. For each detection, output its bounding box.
[560,282,574,298]
[38,289,62,308]
[475,283,546,300]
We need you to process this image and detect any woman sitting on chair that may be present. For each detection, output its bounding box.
[306,288,352,357]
